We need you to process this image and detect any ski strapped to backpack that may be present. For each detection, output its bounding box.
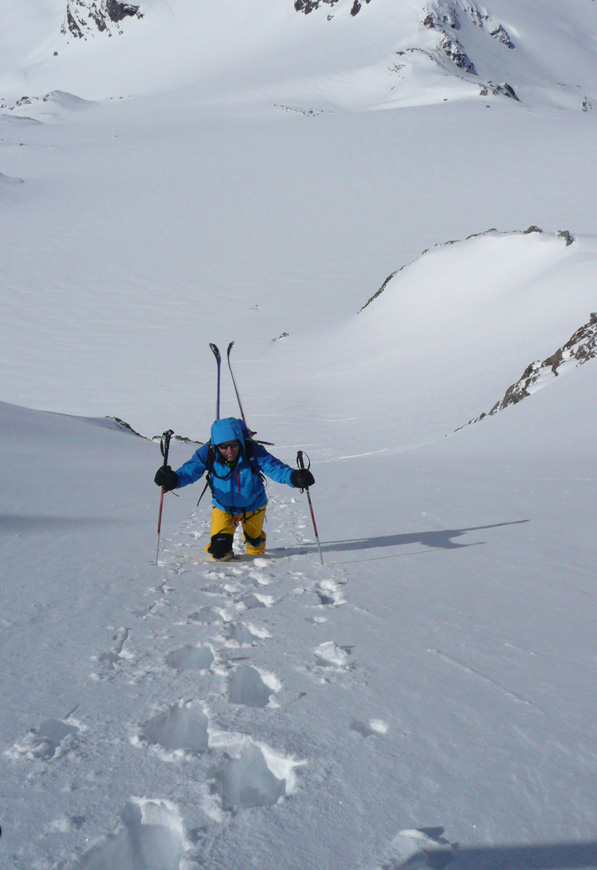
[227,341,246,425]
[209,343,222,420]
[197,343,267,507]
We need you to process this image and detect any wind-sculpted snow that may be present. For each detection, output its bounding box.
[0,171,24,185]
[5,90,97,122]
[289,228,597,453]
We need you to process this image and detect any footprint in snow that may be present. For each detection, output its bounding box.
[350,718,388,738]
[7,717,81,761]
[200,581,231,596]
[240,591,274,610]
[165,644,214,672]
[314,578,345,607]
[75,799,186,870]
[188,605,223,624]
[314,641,353,669]
[90,627,132,679]
[377,828,455,870]
[228,664,281,708]
[247,570,272,587]
[209,737,304,811]
[223,622,271,646]
[135,700,210,754]
[46,814,86,833]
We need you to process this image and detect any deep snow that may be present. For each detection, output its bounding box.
[1,1,596,868]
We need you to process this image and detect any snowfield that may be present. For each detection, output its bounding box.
[1,1,596,868]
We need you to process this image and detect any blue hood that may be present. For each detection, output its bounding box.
[210,417,246,450]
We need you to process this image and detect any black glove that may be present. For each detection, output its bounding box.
[291,468,315,489]
[154,465,178,492]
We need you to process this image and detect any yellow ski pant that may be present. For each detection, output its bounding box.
[209,506,267,555]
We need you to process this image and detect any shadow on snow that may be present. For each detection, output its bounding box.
[393,839,597,869]
[269,520,529,561]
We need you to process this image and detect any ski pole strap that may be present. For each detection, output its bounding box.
[160,429,174,468]
[296,450,311,479]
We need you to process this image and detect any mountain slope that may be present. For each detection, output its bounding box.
[1,2,597,867]
[1,0,596,111]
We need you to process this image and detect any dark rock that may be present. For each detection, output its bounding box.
[490,24,515,49]
[440,36,476,74]
[294,0,340,13]
[459,313,597,429]
[62,0,142,38]
[524,225,543,234]
[294,0,368,15]
[350,0,371,15]
[422,6,458,30]
[491,82,519,101]
[106,0,140,21]
[557,230,575,246]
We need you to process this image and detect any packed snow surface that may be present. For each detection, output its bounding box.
[1,1,596,868]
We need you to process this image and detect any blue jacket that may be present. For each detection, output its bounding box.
[175,417,296,513]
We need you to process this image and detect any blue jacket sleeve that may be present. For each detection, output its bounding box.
[175,443,211,488]
[253,444,296,486]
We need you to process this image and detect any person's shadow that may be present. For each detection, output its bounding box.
[269,520,529,562]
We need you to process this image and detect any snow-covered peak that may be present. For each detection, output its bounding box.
[0,0,595,110]
[62,0,143,39]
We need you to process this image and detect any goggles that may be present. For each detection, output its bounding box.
[217,440,240,452]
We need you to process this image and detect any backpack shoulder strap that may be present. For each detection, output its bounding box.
[196,444,217,506]
[244,437,266,484]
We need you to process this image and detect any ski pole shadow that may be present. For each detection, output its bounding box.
[269,520,529,560]
[394,839,597,869]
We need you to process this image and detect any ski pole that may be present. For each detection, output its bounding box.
[296,450,323,565]
[155,429,174,565]
[209,343,221,419]
[226,341,247,425]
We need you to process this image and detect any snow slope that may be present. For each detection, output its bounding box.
[2,359,596,869]
[1,1,597,868]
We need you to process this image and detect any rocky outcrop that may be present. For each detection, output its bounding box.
[479,82,519,101]
[459,309,597,430]
[439,35,476,73]
[61,0,142,38]
[294,0,371,16]
[493,315,597,409]
[422,1,517,94]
